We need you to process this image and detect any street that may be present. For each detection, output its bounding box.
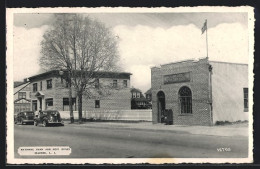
[14,123,248,158]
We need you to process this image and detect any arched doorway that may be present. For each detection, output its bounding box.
[157,91,165,123]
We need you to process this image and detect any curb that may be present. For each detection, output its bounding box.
[65,122,247,137]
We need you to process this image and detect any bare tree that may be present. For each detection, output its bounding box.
[40,14,120,122]
[40,14,75,123]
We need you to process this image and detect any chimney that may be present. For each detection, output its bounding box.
[24,78,29,82]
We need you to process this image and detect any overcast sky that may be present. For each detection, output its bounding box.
[13,12,248,92]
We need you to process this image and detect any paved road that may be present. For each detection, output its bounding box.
[14,123,248,158]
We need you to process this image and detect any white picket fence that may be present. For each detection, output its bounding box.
[59,109,152,121]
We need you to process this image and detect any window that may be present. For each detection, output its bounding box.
[243,88,248,112]
[95,100,100,108]
[95,79,100,89]
[46,98,53,108]
[123,80,127,87]
[18,92,26,99]
[137,92,140,98]
[113,80,118,88]
[40,81,42,91]
[179,86,192,114]
[63,98,76,111]
[33,83,38,92]
[47,79,52,89]
[133,92,136,98]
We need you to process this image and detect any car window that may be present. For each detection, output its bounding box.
[25,112,34,116]
[45,111,59,115]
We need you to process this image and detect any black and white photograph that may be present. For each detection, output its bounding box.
[6,7,254,164]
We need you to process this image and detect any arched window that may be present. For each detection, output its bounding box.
[179,86,192,114]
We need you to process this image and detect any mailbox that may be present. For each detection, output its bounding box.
[164,109,173,125]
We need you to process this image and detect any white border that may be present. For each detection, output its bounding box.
[6,6,254,164]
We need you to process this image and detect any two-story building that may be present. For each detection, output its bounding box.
[28,70,132,112]
[14,79,31,114]
[130,88,149,109]
[151,57,249,126]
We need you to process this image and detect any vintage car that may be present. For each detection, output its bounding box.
[15,111,35,125]
[34,110,64,127]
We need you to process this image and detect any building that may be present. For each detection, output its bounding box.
[14,79,31,114]
[130,88,149,109]
[28,70,132,112]
[151,57,248,126]
[144,88,152,108]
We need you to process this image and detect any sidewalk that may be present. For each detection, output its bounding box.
[65,121,249,137]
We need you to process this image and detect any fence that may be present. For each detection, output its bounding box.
[59,109,152,121]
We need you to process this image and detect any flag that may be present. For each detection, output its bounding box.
[201,20,207,34]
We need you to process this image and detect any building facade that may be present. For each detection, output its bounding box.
[14,80,31,114]
[151,58,248,126]
[130,88,149,109]
[28,70,132,112]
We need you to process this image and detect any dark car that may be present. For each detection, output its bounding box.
[15,111,35,125]
[34,110,64,127]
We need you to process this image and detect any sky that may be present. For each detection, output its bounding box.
[13,12,248,92]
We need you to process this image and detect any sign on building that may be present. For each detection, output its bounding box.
[163,72,191,84]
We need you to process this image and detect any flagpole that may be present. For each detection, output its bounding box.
[205,19,208,58]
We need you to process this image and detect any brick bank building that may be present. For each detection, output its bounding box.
[28,70,132,112]
[151,58,248,126]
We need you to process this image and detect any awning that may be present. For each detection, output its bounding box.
[35,91,45,97]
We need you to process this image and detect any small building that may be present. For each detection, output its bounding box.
[151,57,248,126]
[28,70,132,112]
[144,88,152,108]
[14,79,31,114]
[130,88,149,109]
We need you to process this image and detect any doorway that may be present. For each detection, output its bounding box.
[157,91,165,123]
[32,100,37,111]
[39,98,42,110]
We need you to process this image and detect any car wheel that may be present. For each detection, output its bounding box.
[34,121,38,126]
[42,120,47,127]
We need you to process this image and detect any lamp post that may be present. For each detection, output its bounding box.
[59,69,74,123]
[59,69,64,82]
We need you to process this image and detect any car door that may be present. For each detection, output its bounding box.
[16,113,19,124]
[17,113,21,124]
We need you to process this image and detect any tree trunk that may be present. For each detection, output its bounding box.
[78,91,83,123]
[69,80,74,123]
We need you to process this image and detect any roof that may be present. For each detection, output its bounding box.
[14,82,31,95]
[35,91,45,97]
[144,88,151,95]
[152,57,248,69]
[209,60,248,66]
[14,81,26,88]
[28,70,132,82]
[14,98,31,103]
[130,88,142,93]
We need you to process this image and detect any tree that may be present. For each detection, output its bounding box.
[40,14,75,123]
[40,14,120,122]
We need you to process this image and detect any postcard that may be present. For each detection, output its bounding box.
[6,6,254,164]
